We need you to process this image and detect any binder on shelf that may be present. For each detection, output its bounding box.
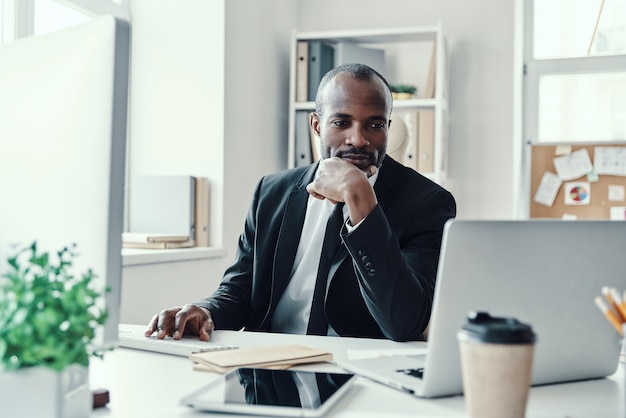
[296,41,309,102]
[129,175,196,237]
[387,111,410,165]
[194,176,210,247]
[307,41,334,101]
[334,42,386,78]
[308,114,320,163]
[401,111,420,171]
[417,110,435,173]
[423,41,437,99]
[295,111,313,167]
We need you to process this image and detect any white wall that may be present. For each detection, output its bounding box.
[128,0,225,247]
[296,0,520,220]
[121,0,520,323]
[121,0,297,323]
[223,0,296,259]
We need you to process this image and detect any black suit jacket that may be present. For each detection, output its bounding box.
[196,156,456,341]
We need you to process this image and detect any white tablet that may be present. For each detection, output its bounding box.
[180,367,357,417]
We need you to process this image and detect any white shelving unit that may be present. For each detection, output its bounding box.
[287,23,449,185]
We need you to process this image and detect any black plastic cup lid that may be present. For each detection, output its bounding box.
[458,311,536,344]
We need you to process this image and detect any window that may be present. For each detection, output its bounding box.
[1,0,127,43]
[0,0,4,44]
[34,0,89,36]
[524,0,626,144]
[533,0,625,59]
[537,72,626,141]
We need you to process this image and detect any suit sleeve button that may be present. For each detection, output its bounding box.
[368,269,376,277]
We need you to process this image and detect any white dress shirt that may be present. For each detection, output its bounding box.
[271,170,379,334]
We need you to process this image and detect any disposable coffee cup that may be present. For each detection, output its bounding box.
[457,311,536,418]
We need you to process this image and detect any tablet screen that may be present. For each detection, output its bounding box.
[181,368,356,417]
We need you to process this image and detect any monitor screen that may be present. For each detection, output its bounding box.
[0,15,130,348]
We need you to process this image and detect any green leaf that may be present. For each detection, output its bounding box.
[0,241,111,372]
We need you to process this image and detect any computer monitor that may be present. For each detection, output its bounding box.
[0,15,130,347]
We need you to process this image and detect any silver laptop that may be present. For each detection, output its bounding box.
[337,219,625,398]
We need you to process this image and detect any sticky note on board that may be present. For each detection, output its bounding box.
[608,184,625,202]
[555,145,572,156]
[587,171,599,183]
[610,207,626,220]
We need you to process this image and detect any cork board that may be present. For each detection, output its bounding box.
[530,143,626,219]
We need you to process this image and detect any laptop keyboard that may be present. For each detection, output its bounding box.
[397,367,425,379]
[118,324,237,357]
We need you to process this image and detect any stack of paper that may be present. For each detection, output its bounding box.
[188,344,333,374]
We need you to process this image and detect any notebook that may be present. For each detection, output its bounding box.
[118,324,238,357]
[337,219,626,398]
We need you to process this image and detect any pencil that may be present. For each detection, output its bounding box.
[595,296,624,336]
[602,286,626,322]
[608,287,626,322]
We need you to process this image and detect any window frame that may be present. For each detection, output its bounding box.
[521,0,626,217]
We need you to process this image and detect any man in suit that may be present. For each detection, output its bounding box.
[146,63,456,342]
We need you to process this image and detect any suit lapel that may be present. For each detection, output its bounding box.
[272,189,308,296]
[270,164,317,313]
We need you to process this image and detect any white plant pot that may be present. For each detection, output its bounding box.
[0,364,91,418]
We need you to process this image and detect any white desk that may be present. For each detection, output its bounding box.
[91,328,624,418]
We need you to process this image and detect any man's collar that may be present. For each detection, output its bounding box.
[368,166,380,187]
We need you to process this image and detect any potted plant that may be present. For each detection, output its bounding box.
[390,83,418,100]
[0,242,109,418]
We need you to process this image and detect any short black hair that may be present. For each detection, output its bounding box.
[314,63,392,117]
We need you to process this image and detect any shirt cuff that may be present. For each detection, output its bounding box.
[345,216,365,233]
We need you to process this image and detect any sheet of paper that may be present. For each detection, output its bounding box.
[553,149,593,180]
[347,347,427,360]
[610,207,626,220]
[594,146,626,176]
[534,171,561,207]
[608,184,625,201]
[564,182,591,205]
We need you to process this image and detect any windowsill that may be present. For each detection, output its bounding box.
[122,246,227,267]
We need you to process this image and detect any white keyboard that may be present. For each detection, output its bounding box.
[118,324,238,357]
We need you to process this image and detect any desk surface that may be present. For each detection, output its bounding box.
[90,326,624,418]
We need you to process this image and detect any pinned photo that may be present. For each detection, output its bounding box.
[564,182,591,205]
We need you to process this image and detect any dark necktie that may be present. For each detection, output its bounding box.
[306,202,345,335]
